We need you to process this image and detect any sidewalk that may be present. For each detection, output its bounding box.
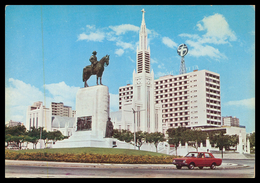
[5,159,248,169]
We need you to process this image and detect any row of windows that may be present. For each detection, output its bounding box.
[206,83,220,89]
[206,93,220,99]
[119,86,133,92]
[162,106,189,113]
[207,115,221,120]
[164,117,189,122]
[207,109,221,115]
[119,91,133,96]
[206,88,220,95]
[160,101,189,107]
[169,122,189,127]
[205,73,220,80]
[156,93,189,100]
[163,111,189,118]
[206,78,220,84]
[155,81,189,89]
[207,104,221,110]
[155,75,189,84]
[206,99,221,105]
[207,121,221,125]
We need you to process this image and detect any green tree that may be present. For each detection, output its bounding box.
[134,131,146,150]
[184,129,207,151]
[112,129,133,143]
[249,132,255,148]
[145,132,165,152]
[5,125,27,149]
[209,131,237,159]
[167,127,187,156]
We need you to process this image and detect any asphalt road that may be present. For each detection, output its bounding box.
[5,159,255,178]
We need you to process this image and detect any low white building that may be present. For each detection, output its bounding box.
[26,101,76,136]
[26,101,52,132]
[51,116,76,137]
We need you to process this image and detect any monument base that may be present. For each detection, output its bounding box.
[53,85,111,149]
[53,131,114,148]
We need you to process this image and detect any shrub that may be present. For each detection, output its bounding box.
[5,150,176,164]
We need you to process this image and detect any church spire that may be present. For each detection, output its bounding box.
[139,8,147,51]
[137,9,150,74]
[141,8,145,25]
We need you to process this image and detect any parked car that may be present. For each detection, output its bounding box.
[172,152,222,169]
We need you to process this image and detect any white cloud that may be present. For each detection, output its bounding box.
[225,98,255,109]
[151,58,158,64]
[77,31,105,42]
[162,37,177,49]
[116,41,134,50]
[109,93,119,112]
[196,13,237,44]
[178,13,237,60]
[5,79,79,126]
[128,56,135,63]
[5,78,45,124]
[109,24,139,35]
[186,40,227,60]
[115,48,124,56]
[179,33,200,40]
[44,81,80,109]
[86,25,96,30]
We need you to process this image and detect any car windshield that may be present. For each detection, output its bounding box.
[185,152,199,158]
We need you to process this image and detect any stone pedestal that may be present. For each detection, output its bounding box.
[76,85,109,138]
[53,85,113,148]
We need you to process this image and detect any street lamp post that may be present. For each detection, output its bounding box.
[132,108,136,150]
[125,108,145,150]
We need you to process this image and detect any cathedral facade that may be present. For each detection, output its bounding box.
[110,9,162,133]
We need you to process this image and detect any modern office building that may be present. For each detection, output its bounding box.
[155,70,221,133]
[51,102,76,117]
[222,116,240,127]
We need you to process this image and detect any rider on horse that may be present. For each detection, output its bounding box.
[89,51,98,72]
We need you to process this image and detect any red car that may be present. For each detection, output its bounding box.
[172,152,222,169]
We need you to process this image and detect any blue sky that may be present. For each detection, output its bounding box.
[5,5,255,133]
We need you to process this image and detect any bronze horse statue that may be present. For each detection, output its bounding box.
[83,55,109,87]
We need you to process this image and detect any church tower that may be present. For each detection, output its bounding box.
[133,9,157,133]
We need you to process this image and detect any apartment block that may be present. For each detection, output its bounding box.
[118,84,134,110]
[51,102,75,117]
[117,69,221,133]
[222,116,239,127]
[154,70,221,133]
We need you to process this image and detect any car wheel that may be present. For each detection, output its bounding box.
[210,163,216,169]
[199,166,203,169]
[188,163,195,170]
[176,166,182,169]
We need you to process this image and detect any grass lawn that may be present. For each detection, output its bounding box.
[7,147,171,156]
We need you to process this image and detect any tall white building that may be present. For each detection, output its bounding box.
[154,70,221,133]
[111,9,162,133]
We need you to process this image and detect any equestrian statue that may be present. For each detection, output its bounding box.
[83,51,109,87]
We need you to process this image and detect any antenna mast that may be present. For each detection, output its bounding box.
[177,44,188,75]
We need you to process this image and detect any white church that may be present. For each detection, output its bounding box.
[110,9,162,133]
